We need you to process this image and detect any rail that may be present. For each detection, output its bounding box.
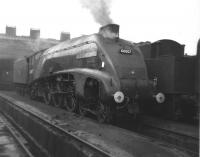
[0,94,115,157]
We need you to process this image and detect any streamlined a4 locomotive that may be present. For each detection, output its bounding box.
[14,24,160,122]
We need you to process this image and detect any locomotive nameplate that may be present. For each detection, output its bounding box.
[120,49,132,54]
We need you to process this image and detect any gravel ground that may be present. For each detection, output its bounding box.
[0,91,191,157]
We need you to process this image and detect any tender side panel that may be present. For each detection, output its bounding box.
[175,56,196,93]
[146,56,175,93]
[0,58,14,90]
[146,56,196,94]
[13,58,28,84]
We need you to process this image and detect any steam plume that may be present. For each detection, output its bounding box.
[80,0,113,25]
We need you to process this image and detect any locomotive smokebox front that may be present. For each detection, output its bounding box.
[99,24,119,40]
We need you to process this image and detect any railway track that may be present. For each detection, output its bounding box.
[0,95,113,157]
[137,116,199,157]
[114,114,198,157]
[0,91,193,157]
[0,113,34,157]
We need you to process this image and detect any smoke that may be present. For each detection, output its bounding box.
[80,0,113,25]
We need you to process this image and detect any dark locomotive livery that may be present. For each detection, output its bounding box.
[138,39,199,121]
[14,24,160,122]
[0,58,14,90]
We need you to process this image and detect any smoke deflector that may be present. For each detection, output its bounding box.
[99,24,119,40]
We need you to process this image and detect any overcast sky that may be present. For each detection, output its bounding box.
[0,0,199,55]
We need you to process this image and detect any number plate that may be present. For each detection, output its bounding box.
[120,49,132,54]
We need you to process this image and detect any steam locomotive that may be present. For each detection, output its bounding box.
[14,24,161,122]
[138,39,199,121]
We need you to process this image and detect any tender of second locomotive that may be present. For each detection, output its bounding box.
[138,39,198,120]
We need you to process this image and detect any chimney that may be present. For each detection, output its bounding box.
[99,24,119,39]
[6,26,16,36]
[60,32,70,41]
[30,29,40,39]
